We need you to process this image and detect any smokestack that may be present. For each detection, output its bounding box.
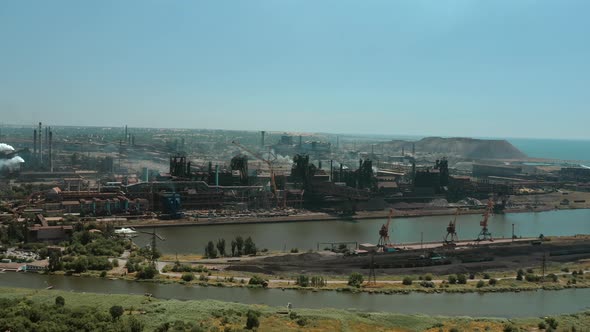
[33,129,37,161]
[38,122,42,163]
[49,130,53,172]
[402,146,405,156]
[125,125,128,143]
[412,142,415,156]
[261,131,265,148]
[45,126,49,167]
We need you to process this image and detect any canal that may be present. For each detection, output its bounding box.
[135,209,590,254]
[0,272,588,318]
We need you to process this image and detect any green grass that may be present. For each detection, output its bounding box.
[2,287,590,332]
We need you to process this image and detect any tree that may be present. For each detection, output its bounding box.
[456,274,467,284]
[48,251,62,272]
[489,278,498,285]
[245,310,260,330]
[448,275,457,284]
[205,241,218,259]
[296,275,309,287]
[348,272,364,288]
[476,280,485,288]
[244,237,257,255]
[136,265,157,279]
[110,305,124,321]
[216,238,226,257]
[181,273,194,282]
[231,240,237,256]
[235,236,244,256]
[55,296,65,307]
[402,277,413,285]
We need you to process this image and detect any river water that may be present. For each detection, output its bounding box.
[0,272,588,318]
[135,209,590,254]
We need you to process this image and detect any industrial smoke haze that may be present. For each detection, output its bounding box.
[0,143,15,152]
[0,143,24,170]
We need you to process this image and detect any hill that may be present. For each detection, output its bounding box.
[382,137,527,159]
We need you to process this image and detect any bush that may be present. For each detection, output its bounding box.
[525,274,540,282]
[420,281,435,288]
[447,275,457,284]
[245,310,260,330]
[290,248,299,253]
[545,317,558,329]
[136,265,158,279]
[503,324,518,332]
[112,259,119,267]
[469,273,475,280]
[248,275,268,287]
[55,296,65,307]
[488,278,497,286]
[310,276,327,287]
[547,273,558,282]
[182,273,194,282]
[476,280,485,288]
[110,305,124,321]
[100,271,107,278]
[538,321,547,330]
[483,273,490,279]
[424,274,433,281]
[456,274,467,284]
[348,272,364,288]
[450,328,459,332]
[296,317,308,327]
[296,275,309,287]
[402,277,413,285]
[526,268,534,274]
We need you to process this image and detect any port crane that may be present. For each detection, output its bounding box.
[444,208,460,246]
[377,209,394,251]
[476,199,494,242]
[231,140,281,207]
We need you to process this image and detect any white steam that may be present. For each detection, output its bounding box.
[0,143,24,171]
[0,143,15,152]
[0,156,25,170]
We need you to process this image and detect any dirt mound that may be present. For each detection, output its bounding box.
[373,137,526,159]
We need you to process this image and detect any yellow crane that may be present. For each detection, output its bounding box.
[231,140,281,206]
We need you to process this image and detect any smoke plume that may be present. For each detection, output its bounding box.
[0,156,25,170]
[0,143,15,152]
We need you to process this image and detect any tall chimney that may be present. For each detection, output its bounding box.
[261,131,265,148]
[33,129,37,161]
[49,130,53,172]
[45,126,49,167]
[125,125,128,143]
[38,122,42,163]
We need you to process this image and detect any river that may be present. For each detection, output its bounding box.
[0,272,588,318]
[135,209,590,254]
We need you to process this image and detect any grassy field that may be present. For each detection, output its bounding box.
[1,287,590,331]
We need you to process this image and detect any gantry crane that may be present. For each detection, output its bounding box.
[231,140,281,207]
[377,209,394,251]
[444,208,460,246]
[476,199,494,242]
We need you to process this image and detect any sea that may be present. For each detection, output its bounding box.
[507,138,590,164]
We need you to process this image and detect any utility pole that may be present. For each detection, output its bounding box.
[368,252,376,285]
[541,253,546,282]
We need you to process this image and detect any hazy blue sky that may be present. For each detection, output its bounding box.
[1,1,589,139]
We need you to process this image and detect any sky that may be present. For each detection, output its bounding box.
[1,0,589,139]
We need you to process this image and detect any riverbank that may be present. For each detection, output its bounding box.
[1,286,589,331]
